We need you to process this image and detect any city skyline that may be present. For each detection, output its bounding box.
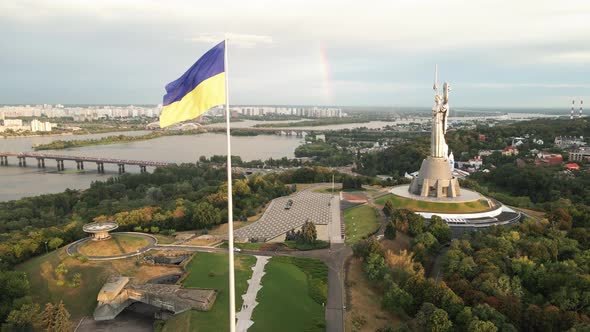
[1,0,590,107]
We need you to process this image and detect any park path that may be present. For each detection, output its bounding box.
[236,255,271,332]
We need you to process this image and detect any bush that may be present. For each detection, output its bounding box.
[384,221,397,240]
[78,256,89,263]
[308,277,328,304]
[352,238,384,258]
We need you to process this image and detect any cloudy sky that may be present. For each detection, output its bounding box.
[1,0,589,108]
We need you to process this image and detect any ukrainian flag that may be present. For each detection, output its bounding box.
[159,41,226,128]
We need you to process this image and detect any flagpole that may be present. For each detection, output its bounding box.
[224,35,237,332]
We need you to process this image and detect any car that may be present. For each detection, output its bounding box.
[233,247,242,252]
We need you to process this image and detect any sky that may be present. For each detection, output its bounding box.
[1,0,589,108]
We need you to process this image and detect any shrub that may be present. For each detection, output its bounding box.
[384,221,397,240]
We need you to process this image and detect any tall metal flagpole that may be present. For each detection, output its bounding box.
[224,35,237,332]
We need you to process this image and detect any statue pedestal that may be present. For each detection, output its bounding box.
[409,156,461,198]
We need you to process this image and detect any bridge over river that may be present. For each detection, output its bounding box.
[0,152,172,174]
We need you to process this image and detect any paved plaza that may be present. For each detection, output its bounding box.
[391,184,484,203]
[234,191,340,242]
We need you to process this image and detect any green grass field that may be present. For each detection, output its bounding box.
[161,252,256,332]
[16,249,111,319]
[250,257,326,332]
[344,204,381,244]
[374,194,490,213]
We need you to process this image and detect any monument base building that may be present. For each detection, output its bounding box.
[409,156,461,198]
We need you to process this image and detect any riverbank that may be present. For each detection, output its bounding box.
[254,118,370,128]
[32,130,208,150]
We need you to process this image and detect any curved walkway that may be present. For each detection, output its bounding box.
[66,232,158,261]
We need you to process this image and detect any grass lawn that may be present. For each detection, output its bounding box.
[344,204,381,244]
[153,233,176,244]
[16,248,180,320]
[374,194,490,213]
[77,233,150,256]
[16,249,107,319]
[161,252,256,332]
[250,257,326,332]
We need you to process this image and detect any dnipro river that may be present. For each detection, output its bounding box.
[0,129,306,201]
[0,113,548,201]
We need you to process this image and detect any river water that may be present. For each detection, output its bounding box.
[0,114,549,201]
[0,129,304,201]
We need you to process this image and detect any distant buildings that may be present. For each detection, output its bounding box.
[564,163,580,171]
[456,156,483,171]
[231,106,344,118]
[0,104,160,121]
[502,146,519,156]
[30,119,53,132]
[0,118,54,133]
[478,149,496,157]
[535,151,563,166]
[569,147,590,162]
[555,136,586,149]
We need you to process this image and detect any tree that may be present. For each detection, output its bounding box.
[352,238,384,258]
[48,237,64,250]
[41,301,71,332]
[384,221,397,240]
[363,252,386,281]
[415,303,452,332]
[383,200,394,216]
[300,220,317,244]
[468,319,498,332]
[428,215,451,244]
[382,282,413,315]
[0,270,30,322]
[192,202,221,229]
[407,212,426,236]
[411,232,439,263]
[4,303,41,330]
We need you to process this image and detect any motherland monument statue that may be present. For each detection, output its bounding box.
[408,65,461,198]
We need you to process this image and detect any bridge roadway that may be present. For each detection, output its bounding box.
[0,151,172,173]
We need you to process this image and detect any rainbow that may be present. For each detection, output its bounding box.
[319,43,333,104]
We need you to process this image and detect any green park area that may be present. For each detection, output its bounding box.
[161,252,256,332]
[344,204,381,244]
[375,194,490,213]
[251,256,327,332]
[17,245,185,321]
[17,249,125,319]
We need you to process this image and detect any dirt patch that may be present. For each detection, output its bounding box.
[133,265,183,284]
[345,258,399,332]
[78,234,150,256]
[184,238,220,246]
[208,220,254,235]
[341,192,368,204]
[381,232,411,253]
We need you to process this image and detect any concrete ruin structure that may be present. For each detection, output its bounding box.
[93,276,217,321]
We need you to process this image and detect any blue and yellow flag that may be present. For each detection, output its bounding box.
[159,41,225,128]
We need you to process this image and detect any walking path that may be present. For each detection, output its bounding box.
[236,255,271,332]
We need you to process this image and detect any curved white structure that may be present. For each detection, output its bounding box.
[83,222,119,241]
